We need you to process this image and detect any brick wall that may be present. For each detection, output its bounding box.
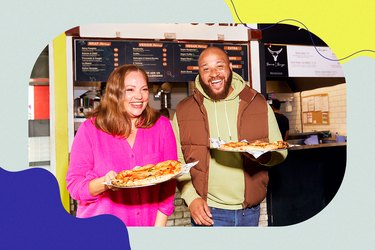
[166,189,191,226]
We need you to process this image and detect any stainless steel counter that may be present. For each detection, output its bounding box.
[288,142,347,151]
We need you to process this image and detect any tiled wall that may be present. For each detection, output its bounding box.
[301,83,347,135]
[28,136,50,168]
[274,83,347,136]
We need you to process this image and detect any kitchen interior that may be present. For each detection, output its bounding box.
[28,23,346,226]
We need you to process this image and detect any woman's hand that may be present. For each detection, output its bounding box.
[103,170,117,190]
[89,170,118,196]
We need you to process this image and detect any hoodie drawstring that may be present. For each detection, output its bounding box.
[214,101,221,140]
[224,101,232,141]
[214,101,232,141]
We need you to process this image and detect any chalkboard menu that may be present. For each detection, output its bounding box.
[74,39,249,83]
[74,40,126,82]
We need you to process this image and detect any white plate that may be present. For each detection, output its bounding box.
[217,147,288,159]
[217,147,288,153]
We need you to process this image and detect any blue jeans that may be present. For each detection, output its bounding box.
[191,205,260,227]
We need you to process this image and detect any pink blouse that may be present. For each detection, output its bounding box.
[66,116,177,226]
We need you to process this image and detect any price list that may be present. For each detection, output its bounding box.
[217,44,249,81]
[124,41,174,82]
[173,43,208,81]
[74,40,126,82]
[74,39,249,83]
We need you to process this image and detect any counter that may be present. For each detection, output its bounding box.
[266,142,346,226]
[288,131,331,140]
[288,142,347,150]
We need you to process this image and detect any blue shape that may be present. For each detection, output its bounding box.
[0,167,130,250]
[304,135,319,145]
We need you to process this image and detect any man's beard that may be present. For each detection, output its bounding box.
[199,72,232,101]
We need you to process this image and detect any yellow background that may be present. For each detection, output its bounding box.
[225,0,375,62]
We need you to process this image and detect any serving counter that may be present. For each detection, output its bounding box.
[266,142,346,226]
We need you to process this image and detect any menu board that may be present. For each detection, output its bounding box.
[74,40,126,82]
[216,44,249,81]
[264,44,345,78]
[74,39,249,83]
[124,41,174,81]
[287,45,344,77]
[173,43,208,81]
[173,43,249,81]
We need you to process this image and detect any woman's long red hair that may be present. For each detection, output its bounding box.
[86,64,160,138]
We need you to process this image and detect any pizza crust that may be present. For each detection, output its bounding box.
[219,140,289,152]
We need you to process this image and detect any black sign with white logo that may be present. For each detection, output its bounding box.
[265,45,288,77]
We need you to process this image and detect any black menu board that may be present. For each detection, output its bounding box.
[124,41,174,81]
[74,39,249,83]
[215,43,249,81]
[172,43,208,81]
[172,42,249,82]
[74,40,126,82]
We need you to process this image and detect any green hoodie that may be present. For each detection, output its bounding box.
[173,72,285,209]
[196,72,247,209]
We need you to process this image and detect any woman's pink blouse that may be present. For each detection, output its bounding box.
[66,116,177,226]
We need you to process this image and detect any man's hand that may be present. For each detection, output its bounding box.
[189,197,214,226]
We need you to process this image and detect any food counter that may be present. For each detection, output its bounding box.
[266,142,346,226]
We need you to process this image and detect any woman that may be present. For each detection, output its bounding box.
[66,65,177,226]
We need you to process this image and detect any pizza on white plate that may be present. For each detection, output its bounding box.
[110,160,182,188]
[219,140,289,152]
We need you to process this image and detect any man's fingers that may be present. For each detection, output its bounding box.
[189,198,214,226]
[203,202,212,218]
[201,213,214,225]
[200,205,213,225]
[193,214,212,226]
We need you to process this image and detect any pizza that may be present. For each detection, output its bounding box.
[219,140,289,152]
[111,160,182,188]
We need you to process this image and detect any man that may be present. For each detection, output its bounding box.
[172,47,287,226]
[270,99,290,140]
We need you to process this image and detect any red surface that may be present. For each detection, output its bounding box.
[34,85,50,119]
